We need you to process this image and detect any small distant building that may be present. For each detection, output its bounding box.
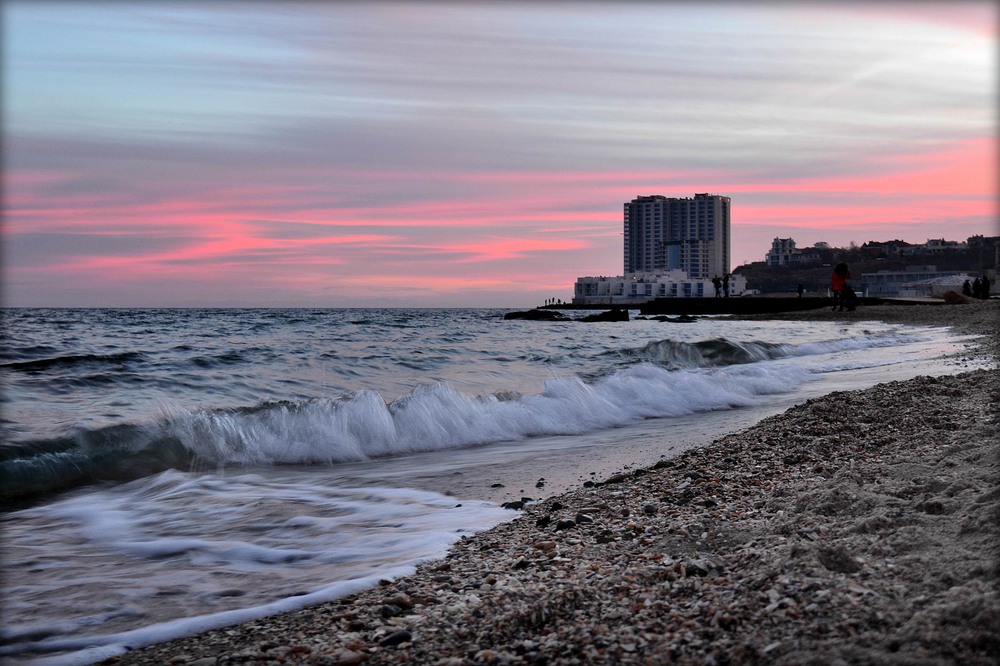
[900,238,969,256]
[574,271,747,305]
[861,265,970,297]
[897,274,976,298]
[765,237,821,266]
[766,238,796,266]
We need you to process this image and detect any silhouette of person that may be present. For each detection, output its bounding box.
[981,276,991,300]
[797,283,805,298]
[973,277,982,299]
[963,279,973,297]
[831,263,851,312]
[712,276,722,298]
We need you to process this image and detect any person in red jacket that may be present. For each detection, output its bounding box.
[831,262,851,311]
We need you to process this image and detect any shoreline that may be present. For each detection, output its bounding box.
[110,301,998,665]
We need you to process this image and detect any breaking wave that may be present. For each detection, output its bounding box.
[618,332,920,369]
[0,361,808,507]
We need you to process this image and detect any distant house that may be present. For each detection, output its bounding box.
[900,238,969,256]
[766,238,796,266]
[765,237,820,266]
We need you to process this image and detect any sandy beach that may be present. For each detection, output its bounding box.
[110,301,998,666]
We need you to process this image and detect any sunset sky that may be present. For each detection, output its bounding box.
[3,1,997,307]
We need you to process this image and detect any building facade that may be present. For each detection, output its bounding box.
[860,265,969,297]
[574,271,748,305]
[765,237,821,266]
[623,193,730,280]
[766,238,796,266]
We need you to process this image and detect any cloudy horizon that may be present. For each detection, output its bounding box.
[3,1,996,307]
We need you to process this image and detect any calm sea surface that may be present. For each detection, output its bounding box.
[0,308,988,664]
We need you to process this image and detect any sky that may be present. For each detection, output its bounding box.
[2,1,997,308]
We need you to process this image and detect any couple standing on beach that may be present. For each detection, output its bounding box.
[831,263,856,311]
[962,276,992,300]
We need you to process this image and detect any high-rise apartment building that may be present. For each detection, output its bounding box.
[623,193,730,279]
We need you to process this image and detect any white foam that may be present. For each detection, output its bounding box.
[160,358,825,468]
[2,474,510,665]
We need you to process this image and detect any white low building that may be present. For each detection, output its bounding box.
[573,271,748,305]
[861,266,969,297]
[897,274,975,298]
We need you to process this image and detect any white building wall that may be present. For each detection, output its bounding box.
[573,271,747,305]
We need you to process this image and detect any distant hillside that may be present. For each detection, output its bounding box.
[733,246,994,295]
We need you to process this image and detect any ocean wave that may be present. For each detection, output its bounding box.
[0,362,812,507]
[623,338,789,368]
[0,352,146,373]
[617,332,920,369]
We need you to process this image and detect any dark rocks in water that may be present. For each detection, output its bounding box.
[503,308,630,322]
[579,308,629,322]
[503,309,571,321]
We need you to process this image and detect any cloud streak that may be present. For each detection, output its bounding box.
[2,1,996,306]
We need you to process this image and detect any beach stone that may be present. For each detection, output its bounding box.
[816,545,862,573]
[379,604,402,618]
[384,592,414,609]
[943,290,973,305]
[329,648,367,665]
[379,630,413,647]
[916,500,946,515]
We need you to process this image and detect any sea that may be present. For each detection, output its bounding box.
[0,307,989,665]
